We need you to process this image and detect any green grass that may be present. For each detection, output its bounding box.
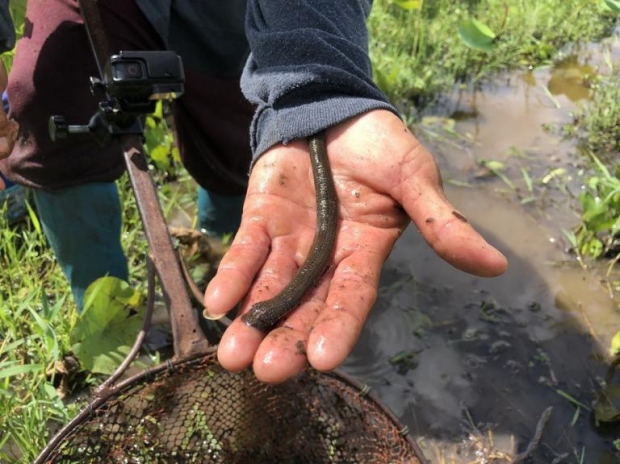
[0,203,76,460]
[368,0,617,111]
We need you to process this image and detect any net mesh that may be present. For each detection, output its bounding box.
[43,353,422,463]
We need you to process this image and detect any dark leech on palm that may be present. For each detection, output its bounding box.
[242,132,339,332]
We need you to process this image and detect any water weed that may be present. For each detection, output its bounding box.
[565,64,620,161]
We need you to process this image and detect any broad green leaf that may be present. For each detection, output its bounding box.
[603,0,620,13]
[392,0,422,10]
[579,192,608,226]
[71,277,143,375]
[458,18,496,53]
[579,191,615,233]
[149,145,171,171]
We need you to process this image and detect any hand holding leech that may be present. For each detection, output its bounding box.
[204,109,508,383]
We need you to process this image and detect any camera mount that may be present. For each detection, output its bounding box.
[48,50,184,145]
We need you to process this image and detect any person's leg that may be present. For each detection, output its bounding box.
[33,183,128,311]
[197,186,244,237]
[166,3,252,238]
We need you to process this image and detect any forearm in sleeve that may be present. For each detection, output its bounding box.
[242,0,398,159]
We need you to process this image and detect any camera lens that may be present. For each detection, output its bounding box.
[114,61,143,79]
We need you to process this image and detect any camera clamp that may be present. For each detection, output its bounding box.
[48,50,185,145]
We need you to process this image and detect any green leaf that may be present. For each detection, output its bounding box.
[392,0,422,10]
[585,237,604,258]
[0,362,43,380]
[521,167,533,193]
[603,0,620,12]
[561,228,577,248]
[71,277,143,375]
[579,192,610,229]
[484,160,505,172]
[9,0,27,29]
[556,389,591,411]
[145,115,157,129]
[154,100,164,119]
[25,200,42,236]
[458,18,496,53]
[374,65,401,98]
[149,145,171,171]
[611,330,620,356]
[171,146,181,163]
[541,168,566,184]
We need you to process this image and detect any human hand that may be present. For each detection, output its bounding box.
[204,109,507,383]
[0,60,18,164]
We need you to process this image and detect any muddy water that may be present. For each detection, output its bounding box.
[340,40,620,462]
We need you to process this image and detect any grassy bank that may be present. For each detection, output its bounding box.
[368,0,617,111]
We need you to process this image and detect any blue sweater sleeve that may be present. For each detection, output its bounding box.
[0,1,15,55]
[241,0,398,159]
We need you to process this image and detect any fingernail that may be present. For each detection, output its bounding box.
[202,306,224,321]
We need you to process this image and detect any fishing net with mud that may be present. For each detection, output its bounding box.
[34,2,429,462]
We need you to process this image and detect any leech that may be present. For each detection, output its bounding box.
[452,210,468,222]
[241,132,338,332]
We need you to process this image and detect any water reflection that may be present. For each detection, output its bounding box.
[547,54,596,101]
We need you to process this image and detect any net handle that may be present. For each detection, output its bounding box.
[79,0,211,359]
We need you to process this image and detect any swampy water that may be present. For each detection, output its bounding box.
[339,36,620,462]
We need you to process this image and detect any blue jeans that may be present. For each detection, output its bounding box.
[34,182,243,311]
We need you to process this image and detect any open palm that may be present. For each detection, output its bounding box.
[204,110,507,383]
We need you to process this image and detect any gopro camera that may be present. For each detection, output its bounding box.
[103,50,185,102]
[49,50,185,142]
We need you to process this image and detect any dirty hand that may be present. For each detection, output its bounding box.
[0,61,18,164]
[204,109,507,383]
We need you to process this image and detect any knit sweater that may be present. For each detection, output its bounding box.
[0,0,397,162]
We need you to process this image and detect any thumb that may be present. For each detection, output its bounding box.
[394,142,507,277]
